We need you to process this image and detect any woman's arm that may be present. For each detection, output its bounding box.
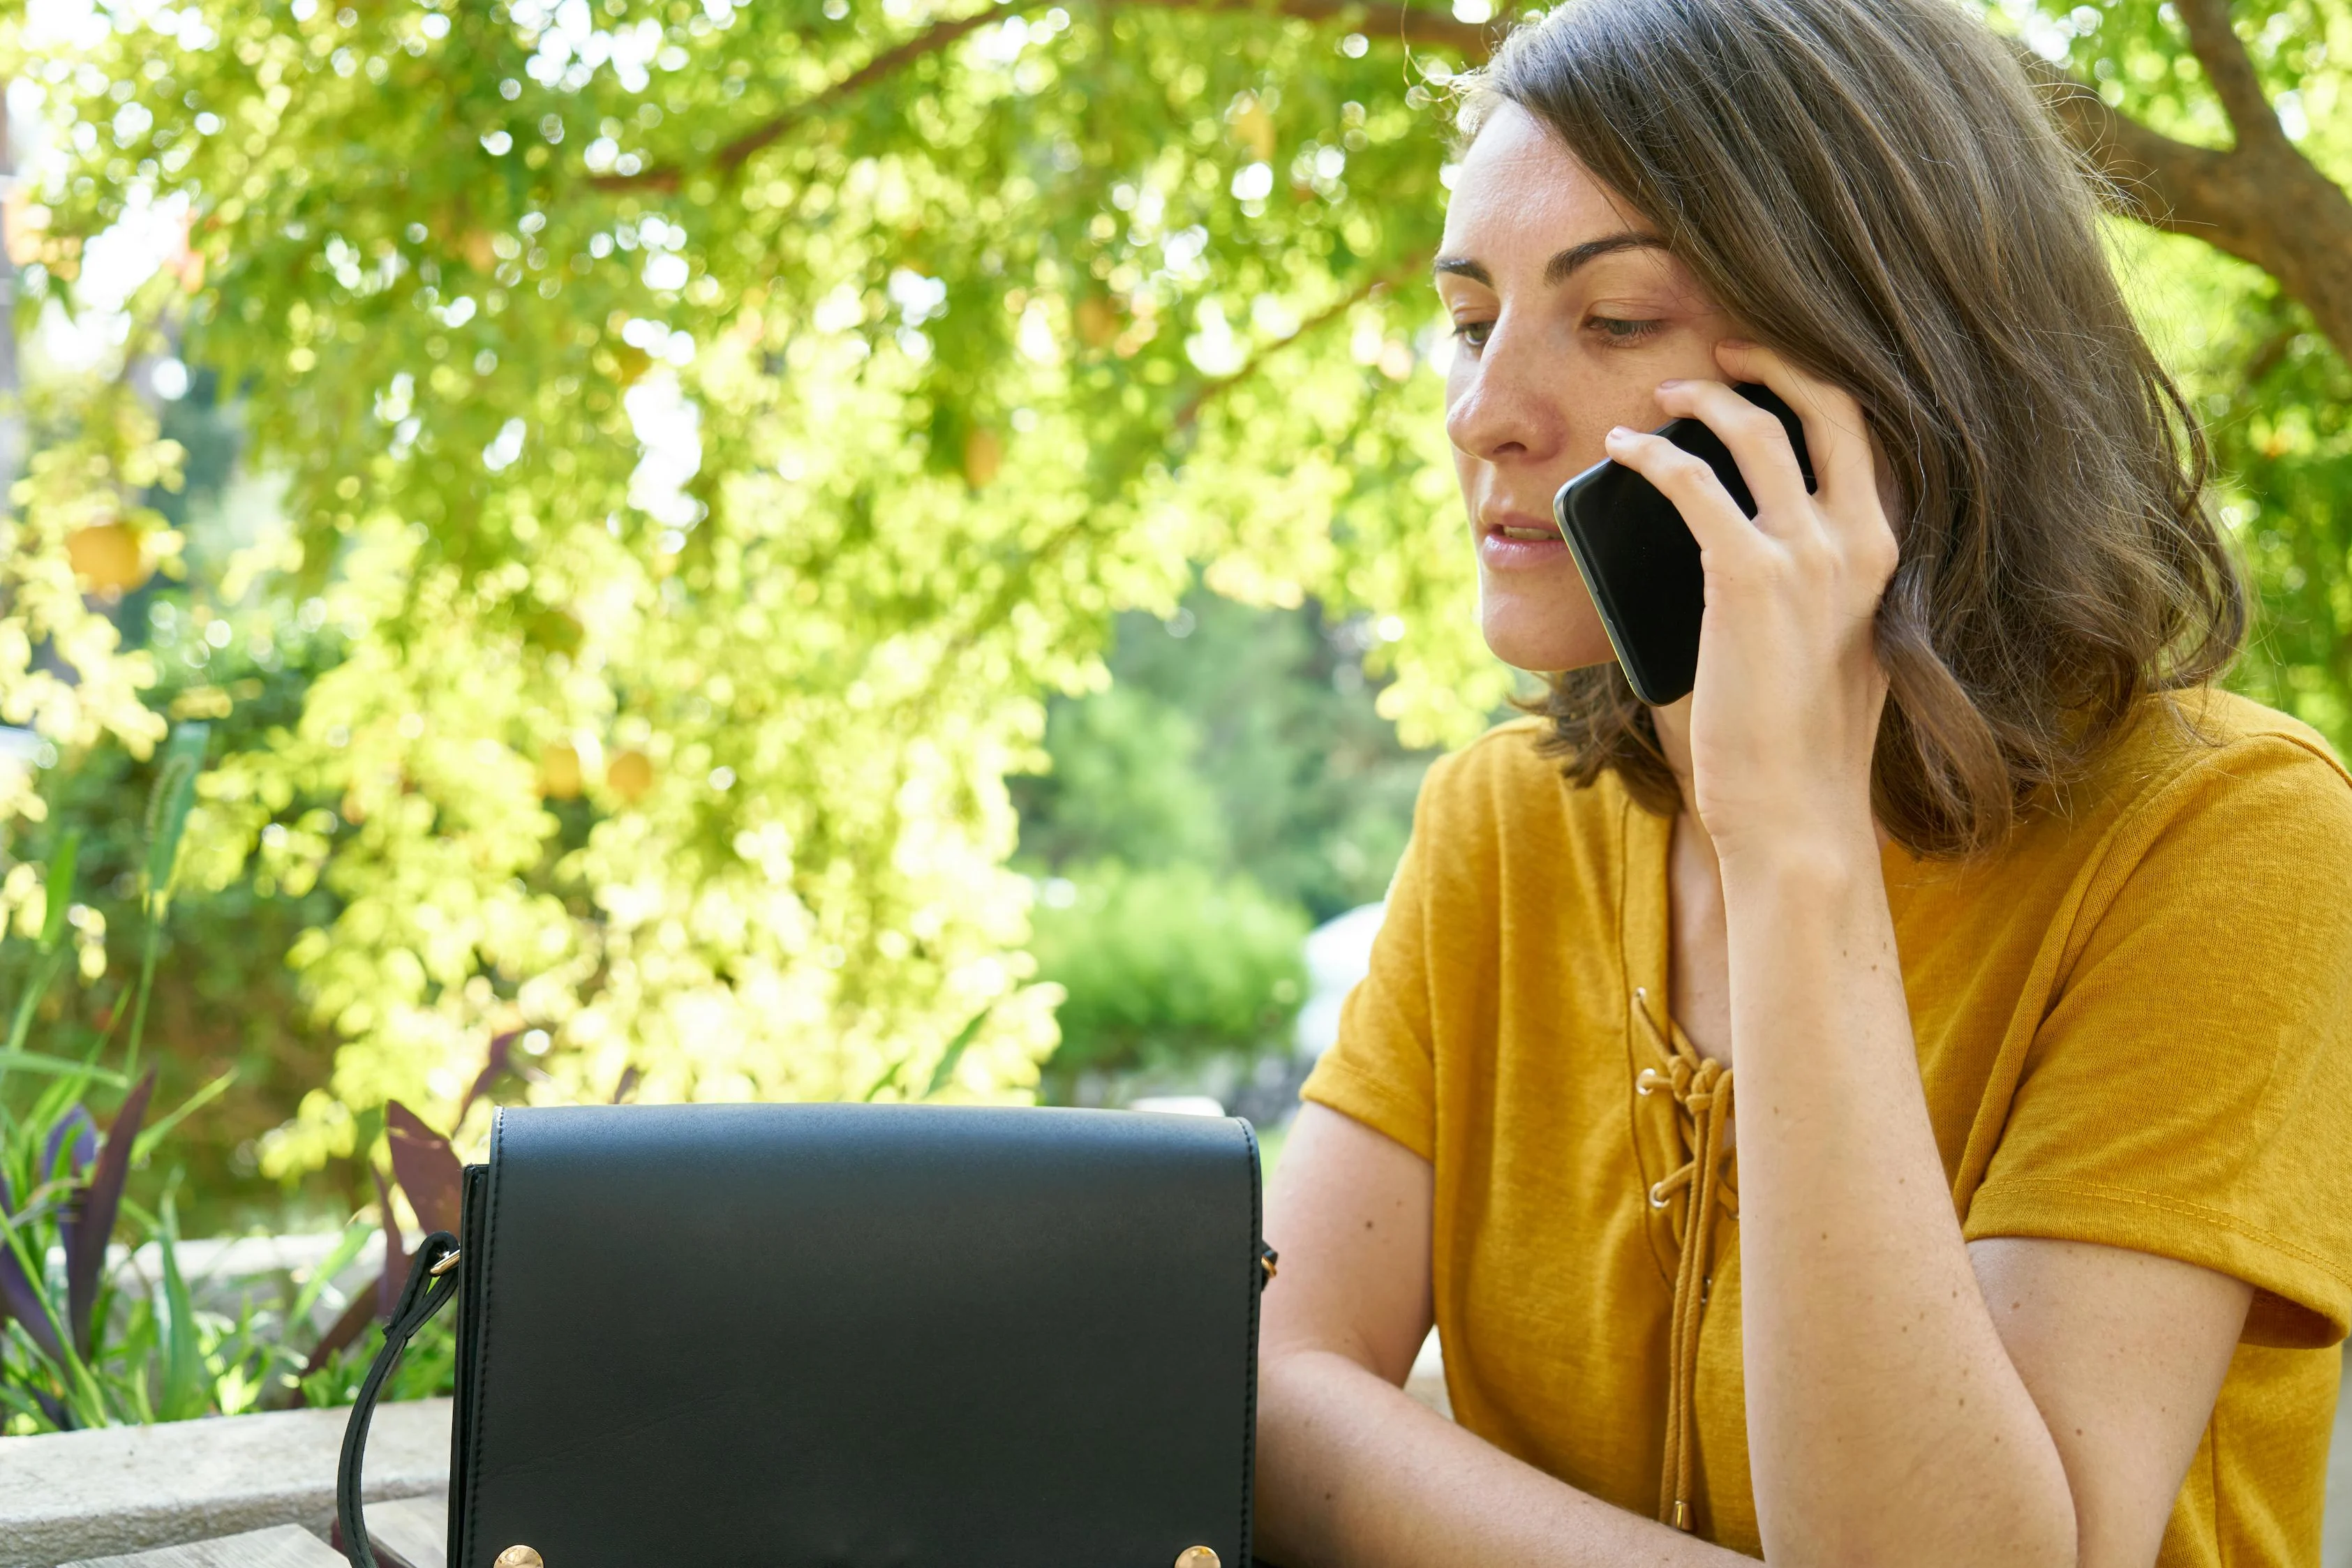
[1259,1053,2249,1568]
[1256,1103,1755,1567]
[1721,830,2081,1565]
[1973,1236,2249,1567]
[1718,836,2249,1567]
[1618,343,2253,1568]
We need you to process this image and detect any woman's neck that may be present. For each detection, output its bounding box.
[1650,697,1718,872]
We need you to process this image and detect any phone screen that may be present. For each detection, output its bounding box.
[1550,382,1815,706]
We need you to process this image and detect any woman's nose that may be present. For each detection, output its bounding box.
[1445,324,1567,465]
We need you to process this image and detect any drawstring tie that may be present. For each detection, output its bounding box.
[1632,985,1737,1534]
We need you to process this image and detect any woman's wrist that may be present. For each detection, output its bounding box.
[1713,816,1882,895]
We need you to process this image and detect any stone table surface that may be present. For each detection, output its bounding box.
[41,1500,448,1568]
[9,1350,2352,1567]
[362,1495,449,1568]
[39,1499,447,1568]
[0,1399,449,1568]
[58,1527,347,1568]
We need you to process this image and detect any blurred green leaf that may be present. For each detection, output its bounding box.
[0,1052,129,1089]
[283,1218,376,1347]
[154,1187,208,1422]
[133,1070,239,1169]
[37,834,78,955]
[143,724,212,913]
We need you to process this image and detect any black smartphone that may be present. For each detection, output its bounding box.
[1551,381,1816,706]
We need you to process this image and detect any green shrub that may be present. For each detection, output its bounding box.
[1029,860,1308,1098]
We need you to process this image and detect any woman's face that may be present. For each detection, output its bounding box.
[1437,101,1740,673]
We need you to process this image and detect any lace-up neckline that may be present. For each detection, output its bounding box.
[1631,984,1737,1533]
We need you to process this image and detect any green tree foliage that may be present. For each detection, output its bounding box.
[1,0,2342,1179]
[0,378,358,1228]
[13,0,1490,1172]
[2025,0,2352,740]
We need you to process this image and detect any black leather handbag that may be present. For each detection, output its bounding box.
[336,1101,1274,1568]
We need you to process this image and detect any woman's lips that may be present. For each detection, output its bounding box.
[1479,510,1570,569]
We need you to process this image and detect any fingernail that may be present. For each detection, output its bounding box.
[1606,425,1633,442]
[1655,379,1685,391]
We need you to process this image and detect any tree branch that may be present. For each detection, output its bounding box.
[596,0,2351,368]
[595,1,1491,193]
[714,6,1008,177]
[2172,0,2285,151]
[2023,49,2352,364]
[2026,53,2231,232]
[1177,0,1492,55]
[1174,251,1431,431]
[590,6,1017,191]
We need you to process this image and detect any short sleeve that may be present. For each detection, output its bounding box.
[1963,735,2352,1347]
[1297,757,1450,1163]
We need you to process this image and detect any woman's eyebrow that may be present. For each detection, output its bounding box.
[1432,232,1670,288]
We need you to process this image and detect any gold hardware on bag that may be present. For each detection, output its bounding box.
[430,1249,463,1276]
[1259,1248,1279,1283]
[1174,1549,1221,1568]
[493,1546,543,1567]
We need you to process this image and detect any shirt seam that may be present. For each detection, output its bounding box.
[2153,689,2352,791]
[1967,1173,2352,1292]
[2038,726,2352,1029]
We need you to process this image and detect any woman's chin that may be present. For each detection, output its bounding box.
[1480,612,1616,677]
[1478,567,1616,675]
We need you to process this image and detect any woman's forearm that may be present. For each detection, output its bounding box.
[1723,840,2076,1567]
[1256,1347,1753,1567]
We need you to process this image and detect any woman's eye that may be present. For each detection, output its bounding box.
[1589,315,1665,343]
[1451,320,1494,350]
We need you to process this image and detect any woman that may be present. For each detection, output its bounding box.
[1253,1,2352,1565]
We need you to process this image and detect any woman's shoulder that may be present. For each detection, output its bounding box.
[2065,688,2352,834]
[1417,716,1634,837]
[2004,689,2352,913]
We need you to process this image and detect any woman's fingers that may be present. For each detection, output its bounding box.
[1652,376,1814,524]
[1602,425,1759,560]
[1710,339,1878,513]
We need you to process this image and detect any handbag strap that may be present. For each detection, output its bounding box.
[337,1229,461,1568]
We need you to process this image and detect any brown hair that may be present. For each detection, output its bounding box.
[1462,0,2245,857]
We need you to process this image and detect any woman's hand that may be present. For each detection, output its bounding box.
[1601,339,1897,869]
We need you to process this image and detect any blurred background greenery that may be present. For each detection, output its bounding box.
[0,0,2339,1260]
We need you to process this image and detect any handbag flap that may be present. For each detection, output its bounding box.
[452,1102,1261,1568]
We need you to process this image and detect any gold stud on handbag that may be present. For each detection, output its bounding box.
[493,1547,543,1568]
[1176,1548,1221,1568]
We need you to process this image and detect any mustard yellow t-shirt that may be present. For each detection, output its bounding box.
[1301,687,2352,1563]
